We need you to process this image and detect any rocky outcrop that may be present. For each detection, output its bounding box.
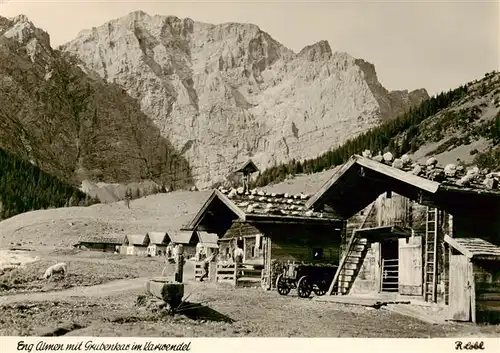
[0,14,193,190]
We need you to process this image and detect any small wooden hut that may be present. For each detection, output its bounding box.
[122,234,148,256]
[146,232,169,257]
[444,236,500,323]
[74,235,122,252]
[166,230,198,258]
[305,154,500,324]
[194,231,219,259]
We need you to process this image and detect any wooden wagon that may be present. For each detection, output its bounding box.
[276,262,338,298]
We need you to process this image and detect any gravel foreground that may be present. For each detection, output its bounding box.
[1,249,499,337]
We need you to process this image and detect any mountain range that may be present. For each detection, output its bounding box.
[0,11,428,193]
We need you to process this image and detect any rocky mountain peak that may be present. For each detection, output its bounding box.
[298,40,332,61]
[354,58,380,85]
[0,14,51,47]
[0,14,52,63]
[53,11,430,188]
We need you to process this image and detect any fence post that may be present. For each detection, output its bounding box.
[209,261,217,282]
[234,258,240,287]
[175,244,184,283]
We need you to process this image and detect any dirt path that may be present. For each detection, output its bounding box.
[0,276,152,305]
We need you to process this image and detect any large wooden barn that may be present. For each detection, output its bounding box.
[74,235,121,252]
[305,154,500,324]
[182,187,345,289]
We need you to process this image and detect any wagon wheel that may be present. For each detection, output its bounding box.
[313,279,329,296]
[297,275,312,298]
[276,274,291,296]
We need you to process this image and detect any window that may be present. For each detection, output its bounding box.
[251,246,255,257]
[312,248,323,260]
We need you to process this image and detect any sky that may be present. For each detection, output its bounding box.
[0,0,499,96]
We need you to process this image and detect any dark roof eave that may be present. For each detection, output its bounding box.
[354,225,412,238]
[243,214,343,225]
[438,184,500,198]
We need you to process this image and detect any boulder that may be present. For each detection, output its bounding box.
[426,157,438,166]
[383,152,393,163]
[392,158,404,169]
[444,164,457,177]
[373,153,384,162]
[483,177,499,190]
[227,189,237,198]
[362,150,372,158]
[429,170,446,182]
[411,165,423,176]
[400,154,411,165]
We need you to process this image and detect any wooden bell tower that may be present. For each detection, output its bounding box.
[234,159,259,193]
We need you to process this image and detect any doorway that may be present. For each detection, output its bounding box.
[381,239,399,292]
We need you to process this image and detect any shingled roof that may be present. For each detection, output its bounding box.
[197,231,219,245]
[377,154,500,194]
[183,186,342,233]
[217,187,329,218]
[306,154,500,218]
[146,232,169,245]
[77,234,122,244]
[166,230,194,244]
[123,234,148,246]
[234,159,259,174]
[445,235,500,261]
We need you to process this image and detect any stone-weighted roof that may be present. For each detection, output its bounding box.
[217,186,336,219]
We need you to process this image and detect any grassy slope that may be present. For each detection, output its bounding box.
[404,72,500,167]
[0,190,212,248]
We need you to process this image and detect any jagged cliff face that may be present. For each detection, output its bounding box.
[62,11,429,188]
[0,15,193,189]
[15,11,428,189]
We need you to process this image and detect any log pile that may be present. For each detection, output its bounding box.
[217,187,336,218]
[361,149,500,192]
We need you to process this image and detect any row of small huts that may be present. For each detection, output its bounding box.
[74,230,218,258]
[181,156,500,325]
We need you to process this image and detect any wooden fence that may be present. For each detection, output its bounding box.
[194,262,204,281]
[193,261,262,287]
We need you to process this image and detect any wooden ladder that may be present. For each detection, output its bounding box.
[327,203,375,296]
[424,206,439,303]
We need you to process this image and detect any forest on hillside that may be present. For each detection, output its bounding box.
[253,84,472,187]
[0,148,98,220]
[253,70,500,188]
